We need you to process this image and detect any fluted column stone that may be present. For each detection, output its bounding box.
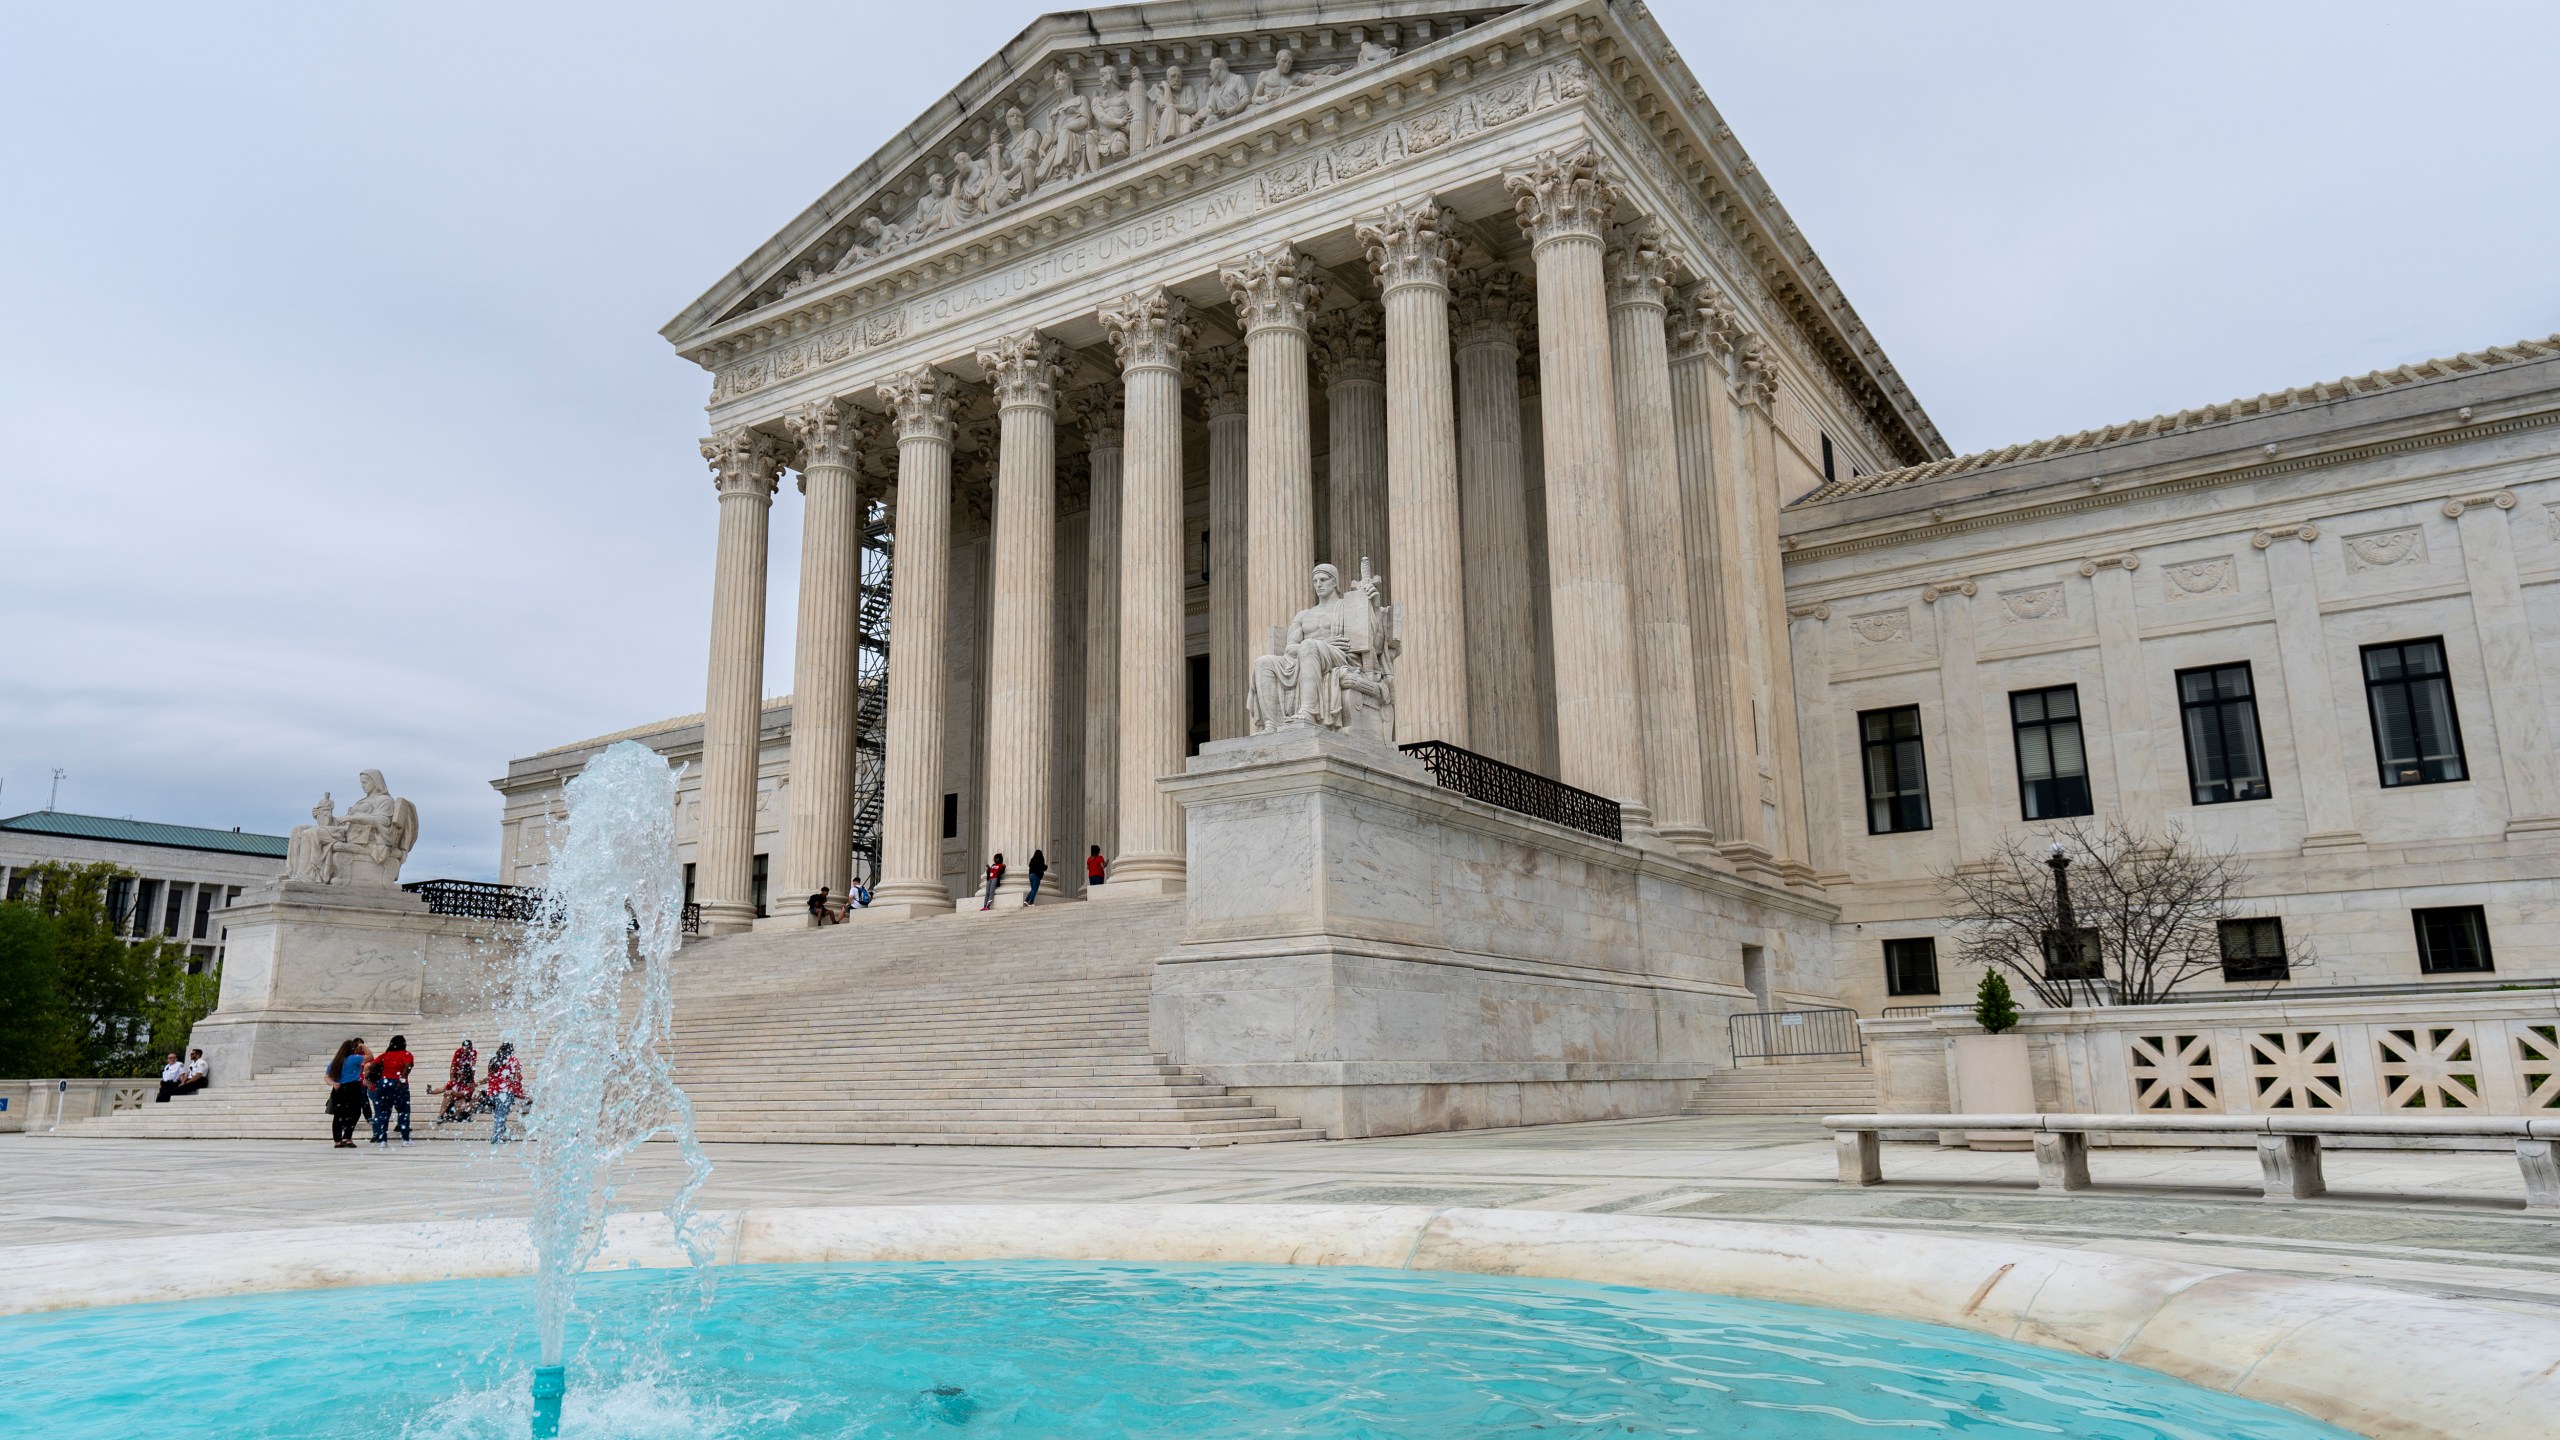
[1359,198,1468,746]
[1223,246,1326,658]
[1667,287,1750,851]
[777,398,869,916]
[873,367,962,918]
[971,329,1065,910]
[1315,306,1388,581]
[696,426,785,934]
[1508,144,1649,829]
[1077,390,1124,868]
[1452,263,1538,769]
[1519,356,1561,777]
[1097,286,1194,897]
[1607,219,1712,856]
[1201,344,1250,740]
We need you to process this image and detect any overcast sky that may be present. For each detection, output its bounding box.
[3,3,2554,879]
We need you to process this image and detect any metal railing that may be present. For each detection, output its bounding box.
[1730,1006,1865,1061]
[1398,741,1623,842]
[403,880,702,936]
[1880,1003,1963,1019]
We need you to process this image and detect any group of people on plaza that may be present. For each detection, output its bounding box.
[322,1035,524,1148]
[153,1049,209,1103]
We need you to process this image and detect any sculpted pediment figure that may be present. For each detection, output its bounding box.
[286,769,419,888]
[1249,559,1400,743]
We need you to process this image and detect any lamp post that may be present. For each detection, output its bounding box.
[2046,840,2075,933]
[2043,839,2103,1000]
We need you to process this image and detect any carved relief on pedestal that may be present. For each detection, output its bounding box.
[1247,559,1400,743]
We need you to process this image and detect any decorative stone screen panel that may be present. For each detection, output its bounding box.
[2377,1024,2483,1109]
[2247,1029,2345,1111]
[2130,1033,2220,1111]
[2514,1024,2560,1110]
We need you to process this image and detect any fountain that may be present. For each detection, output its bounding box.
[502,740,715,1437]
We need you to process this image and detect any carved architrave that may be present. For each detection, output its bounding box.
[1358,199,1460,293]
[974,329,1066,411]
[1505,142,1620,247]
[2342,526,2427,573]
[1220,245,1326,335]
[1312,305,1384,388]
[2162,556,2237,600]
[1098,286,1193,374]
[880,366,960,445]
[702,426,784,498]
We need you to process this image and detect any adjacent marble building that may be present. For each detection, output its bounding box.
[502,0,2560,1033]
[0,811,287,971]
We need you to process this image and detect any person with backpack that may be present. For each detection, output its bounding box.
[324,1038,370,1148]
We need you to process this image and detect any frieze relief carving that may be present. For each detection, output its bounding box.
[711,57,1596,411]
[2342,526,2427,574]
[1848,608,1910,646]
[2161,556,2238,600]
[1998,585,2064,624]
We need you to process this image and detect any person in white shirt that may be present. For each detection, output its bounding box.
[177,1048,209,1095]
[154,1053,186,1103]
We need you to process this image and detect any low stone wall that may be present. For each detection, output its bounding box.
[1867,987,2560,1146]
[1154,729,1838,1138]
[190,882,508,1084]
[0,1078,152,1132]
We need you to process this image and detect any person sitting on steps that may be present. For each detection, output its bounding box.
[1086,845,1106,889]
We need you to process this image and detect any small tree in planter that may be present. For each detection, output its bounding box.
[1973,969,2020,1034]
[1939,818,2313,1007]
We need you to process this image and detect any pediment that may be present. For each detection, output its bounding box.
[663,2,1507,345]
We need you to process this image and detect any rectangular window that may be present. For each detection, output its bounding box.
[2219,917,2290,983]
[682,862,696,910]
[132,879,162,937]
[1859,706,1931,834]
[1199,530,1212,585]
[751,853,769,919]
[941,793,960,840]
[2363,638,2467,787]
[163,884,187,937]
[2413,905,2494,974]
[1821,432,1836,483]
[194,888,215,939]
[1882,938,1939,996]
[1186,653,1211,757]
[2177,663,2271,804]
[106,876,135,929]
[2010,685,2093,820]
[2042,927,2103,982]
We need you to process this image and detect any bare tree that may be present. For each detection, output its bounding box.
[1939,818,2313,1007]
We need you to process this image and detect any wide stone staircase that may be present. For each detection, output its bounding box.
[59,894,1320,1148]
[1683,1060,1878,1117]
[51,1018,496,1141]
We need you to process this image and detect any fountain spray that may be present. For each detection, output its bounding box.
[506,741,716,1437]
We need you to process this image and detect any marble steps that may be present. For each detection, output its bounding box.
[52,1023,493,1142]
[1683,1063,1879,1116]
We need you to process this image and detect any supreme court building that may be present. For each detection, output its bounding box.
[499,0,2560,1047]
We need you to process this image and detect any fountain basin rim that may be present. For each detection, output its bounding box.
[0,1201,2544,1440]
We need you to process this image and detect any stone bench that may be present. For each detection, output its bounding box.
[1821,1112,2560,1209]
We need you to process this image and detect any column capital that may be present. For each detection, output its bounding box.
[701,426,784,499]
[1505,143,1621,247]
[1221,245,1328,334]
[785,397,867,475]
[1198,343,1248,419]
[1312,305,1384,388]
[1731,334,1780,411]
[1604,217,1686,312]
[1065,383,1123,450]
[1451,264,1531,352]
[1100,285,1194,374]
[881,365,960,443]
[1358,199,1460,294]
[1668,278,1749,362]
[974,328,1067,411]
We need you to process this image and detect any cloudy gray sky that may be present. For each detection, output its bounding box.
[3,3,2554,879]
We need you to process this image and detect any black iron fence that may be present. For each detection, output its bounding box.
[1730,1007,1865,1061]
[1879,1003,1962,1020]
[403,880,703,937]
[1398,741,1623,842]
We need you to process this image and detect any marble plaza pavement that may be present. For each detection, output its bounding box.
[9,1116,2559,1313]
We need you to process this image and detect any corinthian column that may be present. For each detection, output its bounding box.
[1667,286,1749,851]
[1201,344,1249,740]
[1358,198,1468,747]
[1097,286,1193,897]
[1223,246,1325,655]
[1507,144,1648,829]
[971,329,1065,909]
[1607,219,1711,856]
[872,366,961,919]
[696,426,784,934]
[1315,306,1388,582]
[1452,263,1538,768]
[1077,389,1124,868]
[777,398,869,917]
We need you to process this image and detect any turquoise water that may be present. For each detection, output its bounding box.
[0,1261,2353,1439]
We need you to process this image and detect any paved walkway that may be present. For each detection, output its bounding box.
[9,1117,2557,1309]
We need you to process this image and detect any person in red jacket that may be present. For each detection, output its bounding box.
[1086,845,1107,889]
[370,1035,416,1147]
[979,853,1005,911]
[484,1043,527,1144]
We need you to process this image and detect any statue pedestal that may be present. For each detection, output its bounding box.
[1154,727,1839,1138]
[191,881,503,1084]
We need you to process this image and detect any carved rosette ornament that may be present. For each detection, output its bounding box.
[1357,199,1460,294]
[1196,343,1248,419]
[1098,286,1194,375]
[1220,246,1328,335]
[1451,265,1530,351]
[1311,305,1384,387]
[701,425,784,498]
[974,329,1066,412]
[1603,218,1685,311]
[786,397,866,475]
[1505,143,1621,247]
[880,366,960,444]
